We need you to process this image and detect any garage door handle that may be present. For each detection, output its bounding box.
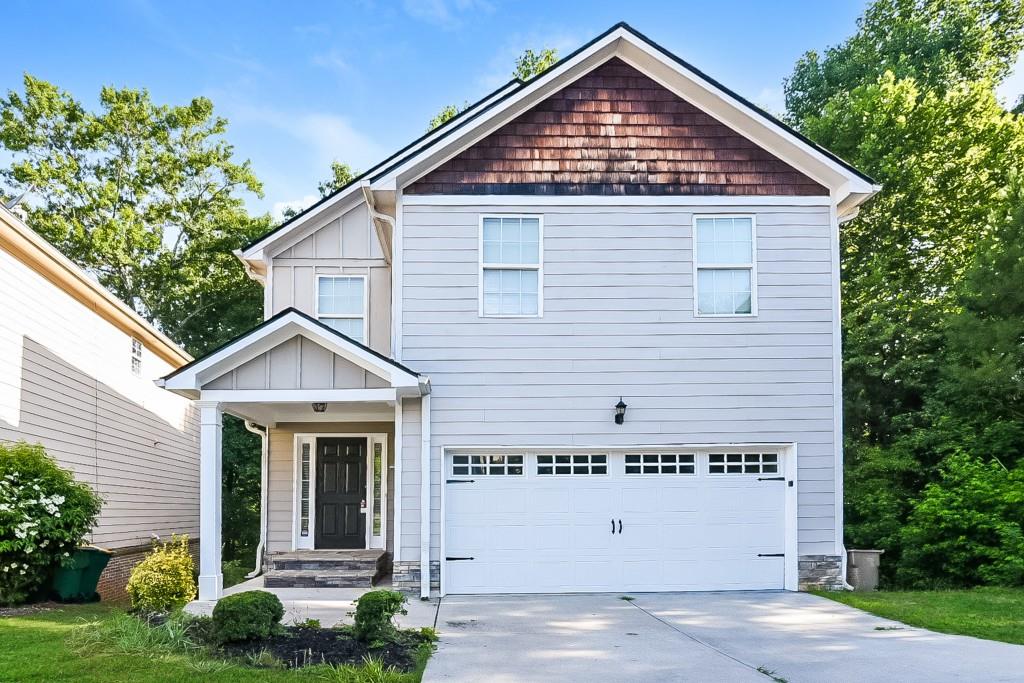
[757,476,785,481]
[446,479,476,484]
[611,518,616,534]
[446,556,474,561]
[758,553,785,557]
[618,519,623,534]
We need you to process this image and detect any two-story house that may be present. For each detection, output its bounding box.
[160,23,878,601]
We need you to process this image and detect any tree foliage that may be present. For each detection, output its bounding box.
[0,75,270,353]
[787,0,1024,586]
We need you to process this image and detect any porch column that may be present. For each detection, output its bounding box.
[197,400,223,601]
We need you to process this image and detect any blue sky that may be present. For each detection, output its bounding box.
[3,0,1022,217]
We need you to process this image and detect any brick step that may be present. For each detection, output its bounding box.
[263,569,378,589]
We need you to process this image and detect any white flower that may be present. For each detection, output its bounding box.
[19,570,25,575]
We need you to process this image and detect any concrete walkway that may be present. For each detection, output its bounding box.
[183,577,440,629]
[423,591,1024,682]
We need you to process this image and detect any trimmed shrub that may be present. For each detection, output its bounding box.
[0,442,103,605]
[352,590,407,646]
[126,535,196,612]
[211,590,284,643]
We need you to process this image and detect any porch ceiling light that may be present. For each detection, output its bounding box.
[312,402,327,413]
[614,398,627,425]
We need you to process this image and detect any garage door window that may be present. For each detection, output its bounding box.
[708,452,779,475]
[452,454,524,476]
[537,454,607,475]
[625,453,696,475]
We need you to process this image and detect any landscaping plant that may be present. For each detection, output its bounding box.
[0,442,103,605]
[211,590,284,643]
[352,590,408,646]
[125,535,196,612]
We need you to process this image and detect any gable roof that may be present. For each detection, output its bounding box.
[158,307,423,397]
[241,22,878,259]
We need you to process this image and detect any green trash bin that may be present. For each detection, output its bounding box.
[51,546,112,602]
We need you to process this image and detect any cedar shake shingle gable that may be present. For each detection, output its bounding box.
[407,58,827,196]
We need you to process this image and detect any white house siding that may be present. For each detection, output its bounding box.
[400,200,838,558]
[265,421,395,554]
[0,245,198,549]
[268,203,391,355]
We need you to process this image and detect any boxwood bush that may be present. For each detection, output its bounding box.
[353,589,407,646]
[0,442,103,605]
[126,535,196,612]
[211,590,284,643]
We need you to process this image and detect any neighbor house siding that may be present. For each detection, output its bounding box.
[0,242,199,550]
[267,203,392,354]
[400,200,837,556]
[265,421,395,554]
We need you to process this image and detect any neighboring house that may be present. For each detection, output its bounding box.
[0,203,198,599]
[160,23,878,600]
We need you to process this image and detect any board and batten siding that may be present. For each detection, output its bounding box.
[0,245,198,549]
[400,200,838,558]
[268,202,392,354]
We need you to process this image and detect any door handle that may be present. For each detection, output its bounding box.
[611,518,616,534]
[618,519,623,534]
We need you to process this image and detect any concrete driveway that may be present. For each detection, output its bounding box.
[423,591,1024,682]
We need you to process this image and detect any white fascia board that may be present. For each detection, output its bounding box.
[265,187,369,260]
[402,194,832,207]
[162,312,419,392]
[372,32,624,190]
[614,39,876,197]
[200,388,398,403]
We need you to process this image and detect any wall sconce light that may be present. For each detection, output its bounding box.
[312,402,327,413]
[614,398,627,425]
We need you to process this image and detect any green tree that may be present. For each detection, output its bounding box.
[428,47,559,130]
[0,75,271,353]
[281,160,357,219]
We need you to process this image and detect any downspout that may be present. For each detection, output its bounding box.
[361,186,394,265]
[243,420,269,578]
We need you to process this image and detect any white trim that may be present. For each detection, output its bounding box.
[420,393,431,598]
[829,200,845,559]
[291,432,389,551]
[691,214,758,318]
[314,274,368,344]
[393,398,404,562]
[197,400,223,600]
[201,388,399,403]
[439,442,800,595]
[403,194,832,207]
[478,214,544,318]
[258,188,367,260]
[263,263,274,319]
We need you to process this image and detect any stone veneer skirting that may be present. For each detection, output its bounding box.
[391,560,441,593]
[96,538,200,602]
[798,554,844,590]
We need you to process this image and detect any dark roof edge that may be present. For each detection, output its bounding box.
[161,307,420,383]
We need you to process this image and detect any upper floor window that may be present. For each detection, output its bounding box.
[480,216,542,317]
[130,338,143,377]
[694,215,756,316]
[317,275,366,343]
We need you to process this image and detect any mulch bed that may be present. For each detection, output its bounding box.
[219,625,426,670]
[0,601,59,618]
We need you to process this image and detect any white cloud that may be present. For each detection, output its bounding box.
[996,51,1024,109]
[753,86,786,117]
[312,48,352,76]
[272,194,319,220]
[401,0,492,28]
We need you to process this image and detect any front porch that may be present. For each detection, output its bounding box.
[158,309,431,601]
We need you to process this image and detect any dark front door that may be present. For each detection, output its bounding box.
[315,438,366,549]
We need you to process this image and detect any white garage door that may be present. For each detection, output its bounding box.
[444,450,788,594]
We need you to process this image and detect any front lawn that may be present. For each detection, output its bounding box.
[0,603,431,682]
[816,588,1024,645]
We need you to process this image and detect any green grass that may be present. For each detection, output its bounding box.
[816,587,1024,645]
[0,603,432,682]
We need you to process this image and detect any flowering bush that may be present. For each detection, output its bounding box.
[126,535,196,612]
[0,442,103,605]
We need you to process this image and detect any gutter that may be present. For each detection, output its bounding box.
[243,420,269,578]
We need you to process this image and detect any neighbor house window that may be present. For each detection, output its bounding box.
[694,216,756,316]
[317,276,366,342]
[130,338,143,376]
[480,216,542,317]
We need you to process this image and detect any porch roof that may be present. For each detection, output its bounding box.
[157,308,428,409]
